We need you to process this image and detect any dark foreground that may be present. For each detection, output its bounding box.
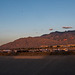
[0,56,75,75]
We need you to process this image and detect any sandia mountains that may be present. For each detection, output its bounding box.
[0,30,75,49]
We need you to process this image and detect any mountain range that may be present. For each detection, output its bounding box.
[0,30,75,49]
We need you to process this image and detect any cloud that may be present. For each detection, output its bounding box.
[49,28,53,31]
[62,26,72,29]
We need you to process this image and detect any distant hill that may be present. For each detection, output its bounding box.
[0,30,75,49]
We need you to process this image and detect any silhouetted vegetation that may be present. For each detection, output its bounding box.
[50,51,75,55]
[0,50,75,56]
[0,52,51,56]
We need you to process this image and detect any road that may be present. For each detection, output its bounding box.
[0,55,75,75]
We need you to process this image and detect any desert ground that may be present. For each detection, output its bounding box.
[0,55,75,75]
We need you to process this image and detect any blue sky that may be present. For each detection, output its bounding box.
[0,0,75,45]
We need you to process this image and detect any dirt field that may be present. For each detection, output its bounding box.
[0,55,75,75]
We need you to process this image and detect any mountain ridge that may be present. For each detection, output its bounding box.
[0,30,75,49]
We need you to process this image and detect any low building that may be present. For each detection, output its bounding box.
[2,50,12,53]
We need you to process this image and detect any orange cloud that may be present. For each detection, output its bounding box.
[62,26,72,29]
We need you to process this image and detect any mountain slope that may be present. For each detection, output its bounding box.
[0,30,75,49]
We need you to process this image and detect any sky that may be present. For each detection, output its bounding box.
[0,0,75,45]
